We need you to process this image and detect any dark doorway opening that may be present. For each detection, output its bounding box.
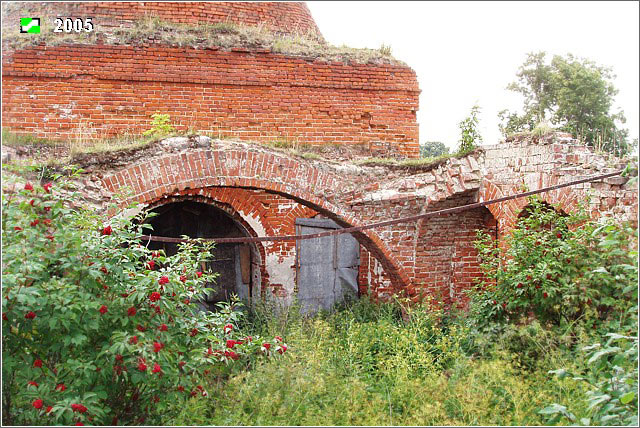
[144,200,257,311]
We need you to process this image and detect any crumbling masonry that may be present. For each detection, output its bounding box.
[2,2,637,309]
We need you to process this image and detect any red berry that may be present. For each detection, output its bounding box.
[101,225,112,236]
[42,182,52,193]
[25,311,36,319]
[33,399,44,409]
[71,403,87,413]
[543,292,548,298]
[24,183,34,191]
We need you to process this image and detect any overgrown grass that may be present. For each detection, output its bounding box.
[164,298,590,426]
[1,129,60,147]
[2,14,401,65]
[1,128,158,157]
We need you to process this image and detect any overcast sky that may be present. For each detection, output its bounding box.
[307,1,639,151]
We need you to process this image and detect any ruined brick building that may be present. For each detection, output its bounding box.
[2,2,637,312]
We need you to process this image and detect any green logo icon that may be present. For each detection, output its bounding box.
[20,17,41,33]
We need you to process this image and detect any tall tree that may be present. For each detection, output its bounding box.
[499,52,631,155]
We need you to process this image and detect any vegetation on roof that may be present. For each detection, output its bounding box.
[355,147,481,171]
[2,14,403,66]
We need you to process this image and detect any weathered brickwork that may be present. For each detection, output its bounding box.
[2,45,419,157]
[480,133,638,238]
[72,133,634,306]
[1,3,636,308]
[2,2,322,37]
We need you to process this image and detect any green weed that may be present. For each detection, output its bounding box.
[164,298,590,426]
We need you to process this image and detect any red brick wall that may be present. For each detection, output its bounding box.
[3,2,322,37]
[350,191,496,304]
[2,45,420,157]
[414,201,496,308]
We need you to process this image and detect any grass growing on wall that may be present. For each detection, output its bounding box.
[2,14,401,66]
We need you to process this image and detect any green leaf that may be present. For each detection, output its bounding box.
[620,391,635,405]
[588,347,621,364]
[538,403,576,421]
[588,394,612,410]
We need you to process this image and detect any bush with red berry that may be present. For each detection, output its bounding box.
[469,197,637,328]
[1,178,286,425]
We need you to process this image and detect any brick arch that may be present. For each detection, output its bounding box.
[101,149,412,290]
[145,193,271,291]
[479,177,584,236]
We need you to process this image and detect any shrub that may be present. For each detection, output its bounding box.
[457,104,482,153]
[142,113,175,138]
[469,198,637,329]
[1,175,284,425]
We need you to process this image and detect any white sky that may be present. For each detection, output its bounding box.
[307,1,640,151]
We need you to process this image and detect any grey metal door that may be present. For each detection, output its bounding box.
[295,218,360,315]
